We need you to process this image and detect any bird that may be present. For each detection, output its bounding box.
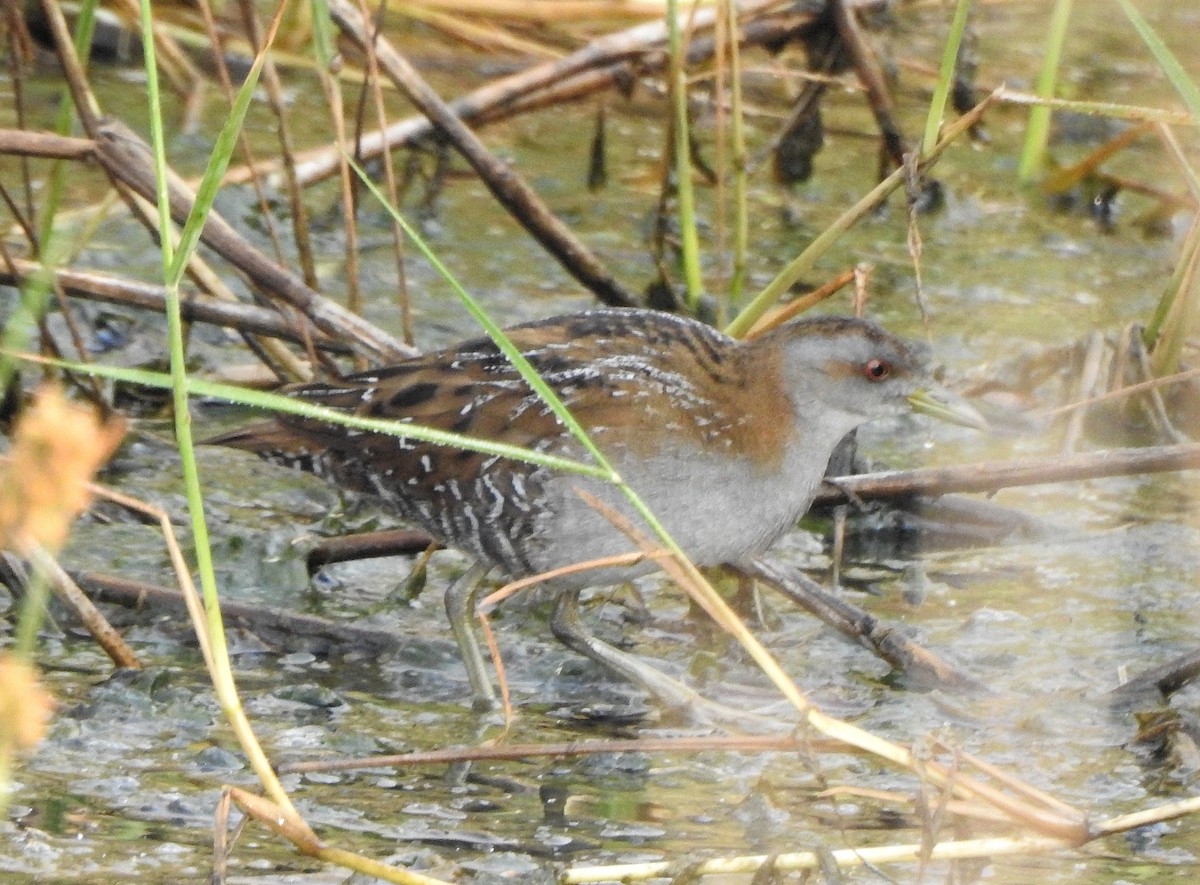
[206,308,982,714]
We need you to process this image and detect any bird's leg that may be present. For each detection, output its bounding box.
[550,589,769,726]
[444,561,497,712]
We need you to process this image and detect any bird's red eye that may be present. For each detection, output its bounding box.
[864,358,890,381]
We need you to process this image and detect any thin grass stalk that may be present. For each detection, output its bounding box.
[1110,3,1200,360]
[996,88,1194,126]
[722,0,748,305]
[325,70,365,315]
[920,0,971,158]
[1156,124,1200,204]
[1149,227,1200,378]
[1142,123,1200,360]
[311,0,364,317]
[357,0,415,344]
[135,0,311,825]
[196,0,288,266]
[35,1,99,249]
[308,0,362,315]
[136,6,175,270]
[711,0,727,319]
[387,0,711,20]
[5,352,611,477]
[1115,0,1200,122]
[1016,0,1072,183]
[236,0,318,287]
[1118,2,1200,371]
[666,0,703,307]
[1144,211,1200,351]
[4,6,35,229]
[113,0,200,100]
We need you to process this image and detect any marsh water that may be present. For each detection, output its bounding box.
[4,2,1200,882]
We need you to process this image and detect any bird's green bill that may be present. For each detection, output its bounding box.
[908,387,989,430]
